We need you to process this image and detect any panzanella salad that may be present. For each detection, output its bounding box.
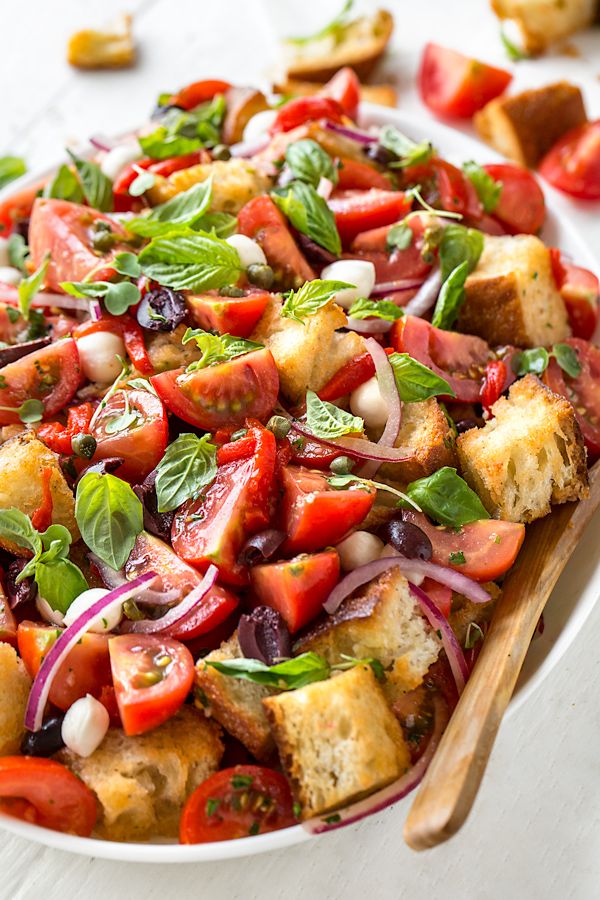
[0,68,596,844]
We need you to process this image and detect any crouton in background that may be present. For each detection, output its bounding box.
[0,644,31,756]
[491,0,599,55]
[67,13,136,70]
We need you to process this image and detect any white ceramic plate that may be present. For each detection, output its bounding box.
[0,104,598,862]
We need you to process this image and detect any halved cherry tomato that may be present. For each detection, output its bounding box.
[401,158,483,220]
[170,79,231,111]
[0,584,17,647]
[180,765,295,843]
[0,757,97,836]
[17,621,112,711]
[74,314,153,376]
[280,466,375,555]
[480,359,507,414]
[337,158,392,191]
[403,511,526,581]
[418,43,512,118]
[318,67,361,119]
[172,425,277,585]
[482,164,545,235]
[151,348,279,432]
[237,196,314,289]
[270,96,345,134]
[109,633,194,736]
[0,337,80,426]
[550,249,599,340]
[420,577,452,619]
[250,549,340,632]
[90,389,168,482]
[543,338,600,456]
[539,120,600,200]
[329,189,412,245]
[187,289,270,338]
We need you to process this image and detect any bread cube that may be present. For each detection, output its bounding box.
[0,643,31,755]
[457,374,588,523]
[146,323,202,373]
[67,13,135,69]
[460,234,570,348]
[147,159,273,212]
[379,398,457,484]
[263,664,410,819]
[491,0,598,55]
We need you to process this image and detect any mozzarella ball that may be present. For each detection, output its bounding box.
[320,259,376,310]
[61,694,110,758]
[350,376,389,430]
[0,237,10,268]
[76,331,126,384]
[0,266,23,286]
[36,595,65,626]
[100,142,143,181]
[242,109,277,143]
[226,234,267,268]
[63,587,123,633]
[336,531,384,572]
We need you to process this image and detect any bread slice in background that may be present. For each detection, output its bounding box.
[490,0,599,55]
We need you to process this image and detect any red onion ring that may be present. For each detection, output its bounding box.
[89,300,102,321]
[409,582,469,694]
[324,121,378,145]
[403,268,442,317]
[359,337,402,479]
[371,278,425,297]
[290,421,410,463]
[121,565,218,633]
[345,318,392,335]
[89,134,115,152]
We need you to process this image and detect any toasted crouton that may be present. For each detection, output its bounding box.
[67,13,135,69]
[57,707,222,841]
[460,234,570,348]
[147,159,273,211]
[0,643,31,755]
[490,0,598,55]
[379,398,457,484]
[457,375,588,523]
[0,432,79,553]
[474,82,587,167]
[263,664,410,819]
[250,297,365,403]
[145,323,202,373]
[222,87,270,145]
[274,78,398,108]
[196,634,276,761]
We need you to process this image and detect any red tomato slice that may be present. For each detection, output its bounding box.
[109,634,194,736]
[237,196,314,289]
[482,164,546,235]
[280,466,375,555]
[543,338,600,456]
[151,348,279,432]
[0,181,47,236]
[187,289,270,338]
[420,577,452,619]
[17,621,112,711]
[270,96,345,133]
[172,425,277,585]
[250,549,340,633]
[170,79,231,111]
[418,43,512,118]
[180,765,295,843]
[403,511,525,582]
[90,389,168,482]
[550,249,599,340]
[0,757,97,836]
[539,120,600,200]
[318,351,377,403]
[328,189,412,245]
[337,159,392,191]
[350,216,432,282]
[0,338,80,426]
[318,67,361,119]
[480,359,508,414]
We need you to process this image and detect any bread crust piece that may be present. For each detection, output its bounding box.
[378,398,457,484]
[0,644,31,755]
[460,234,570,349]
[490,0,598,55]
[263,664,410,819]
[473,81,587,167]
[457,374,588,523]
[147,159,273,211]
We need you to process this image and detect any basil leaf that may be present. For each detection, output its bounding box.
[113,252,142,279]
[182,329,263,371]
[403,467,490,526]
[462,161,502,214]
[205,652,331,690]
[386,221,413,251]
[67,150,113,212]
[287,0,353,45]
[140,96,225,160]
[75,472,143,569]
[286,140,338,189]
[138,130,201,161]
[348,298,403,321]
[379,125,434,168]
[40,523,73,556]
[125,179,213,238]
[18,253,50,320]
[500,27,530,62]
[431,261,469,330]
[35,558,88,614]
[194,211,237,239]
[511,347,549,376]
[7,234,29,274]
[281,279,353,324]
[43,163,84,203]
[0,156,26,190]
[304,390,363,438]
[439,224,484,283]
[388,352,455,402]
[138,230,242,292]
[155,433,217,512]
[552,343,582,378]
[0,508,42,557]
[17,398,45,423]
[272,181,341,256]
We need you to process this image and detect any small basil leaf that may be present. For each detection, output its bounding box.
[138,130,202,161]
[124,178,213,238]
[155,433,217,512]
[511,347,549,376]
[67,150,113,212]
[462,161,502,214]
[552,343,582,378]
[0,508,42,557]
[272,180,341,256]
[182,329,263,372]
[348,298,404,322]
[386,221,413,251]
[388,352,455,402]
[138,230,242,292]
[304,390,363,438]
[7,233,29,274]
[439,223,484,283]
[43,164,84,203]
[379,125,434,168]
[205,652,331,690]
[75,472,143,570]
[18,253,50,320]
[285,140,338,189]
[35,558,88,614]
[0,156,26,190]
[403,467,490,526]
[281,279,353,324]
[431,260,470,330]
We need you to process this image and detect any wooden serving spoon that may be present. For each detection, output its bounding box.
[404,459,600,851]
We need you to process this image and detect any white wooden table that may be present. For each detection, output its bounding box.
[2,2,600,898]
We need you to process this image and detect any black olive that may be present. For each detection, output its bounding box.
[238,529,286,567]
[246,264,274,291]
[21,715,65,757]
[136,288,187,332]
[71,433,97,460]
[365,143,397,167]
[455,418,480,434]
[377,518,433,561]
[133,469,174,542]
[74,457,124,488]
[5,558,35,608]
[238,606,291,666]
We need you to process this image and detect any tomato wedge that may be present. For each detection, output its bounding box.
[90,389,168,482]
[421,577,452,619]
[0,180,46,236]
[550,249,599,340]
[187,289,270,338]
[250,549,340,632]
[328,189,412,245]
[180,765,295,843]
[418,43,512,118]
[0,338,80,426]
[403,511,525,581]
[319,68,361,119]
[482,164,546,235]
[270,96,345,133]
[539,120,600,200]
[170,79,231,111]
[543,338,600,456]
[350,215,433,282]
[0,757,97,836]
[109,634,194,736]
[337,159,392,191]
[237,196,314,289]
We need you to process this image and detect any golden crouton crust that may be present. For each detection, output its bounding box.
[0,432,79,553]
[474,81,587,167]
[67,13,135,70]
[379,398,457,484]
[147,159,273,211]
[490,0,598,55]
[57,707,223,842]
[145,323,202,373]
[0,643,31,755]
[263,665,410,819]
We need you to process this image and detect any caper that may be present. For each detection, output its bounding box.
[219,284,245,297]
[266,415,291,439]
[212,143,231,161]
[230,428,248,442]
[71,432,97,460]
[330,455,355,475]
[91,221,116,254]
[247,263,274,290]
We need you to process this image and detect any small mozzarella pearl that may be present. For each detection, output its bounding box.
[36,595,65,626]
[0,237,10,268]
[0,266,23,286]
[63,587,123,633]
[226,234,267,268]
[76,331,126,384]
[61,694,109,758]
[336,531,384,572]
[350,376,389,430]
[100,142,143,182]
[320,259,376,310]
[242,109,277,143]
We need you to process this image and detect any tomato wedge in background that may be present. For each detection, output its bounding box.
[109,634,194,736]
[0,180,46,236]
[482,164,546,235]
[0,757,97,836]
[418,43,512,118]
[270,96,345,133]
[550,249,599,340]
[403,511,526,582]
[543,338,600,457]
[280,466,376,555]
[169,78,231,111]
[238,196,314,289]
[337,159,392,191]
[0,338,80,426]
[180,765,296,843]
[318,67,361,119]
[250,549,340,632]
[329,189,412,245]
[90,389,168,482]
[187,289,270,338]
[539,120,600,200]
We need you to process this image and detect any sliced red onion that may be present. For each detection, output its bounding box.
[303,694,448,834]
[229,137,270,158]
[291,421,410,463]
[403,268,442,317]
[0,338,51,367]
[89,300,102,321]
[89,134,115,152]
[87,553,182,607]
[371,278,425,297]
[345,318,392,335]
[409,582,469,694]
[24,572,157,732]
[317,176,334,200]
[324,121,378,145]
[122,564,218,634]
[360,337,402,480]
